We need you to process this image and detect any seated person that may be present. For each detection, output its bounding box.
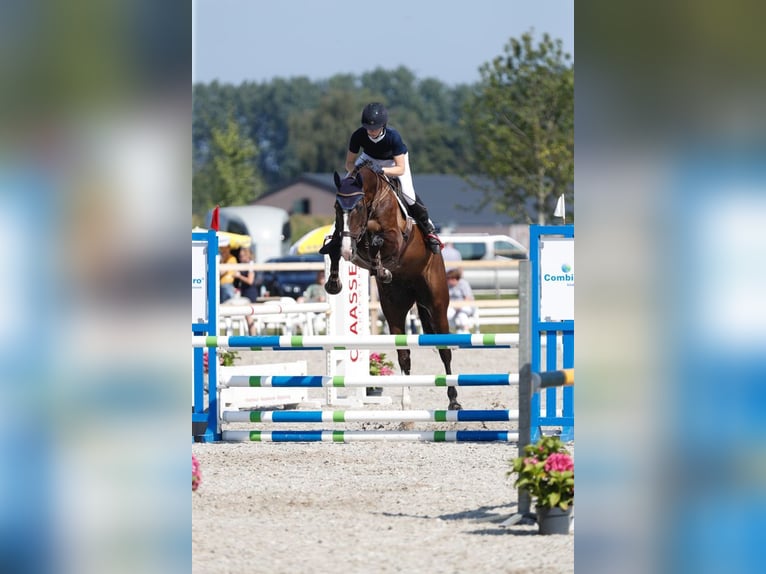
[446,268,475,333]
[442,242,462,268]
[233,247,262,302]
[218,237,237,303]
[232,246,262,334]
[303,270,327,303]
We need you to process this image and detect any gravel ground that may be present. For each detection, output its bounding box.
[192,348,573,574]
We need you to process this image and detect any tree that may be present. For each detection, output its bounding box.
[193,114,265,216]
[191,67,483,222]
[463,31,573,223]
[288,90,361,173]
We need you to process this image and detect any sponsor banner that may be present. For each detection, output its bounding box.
[540,237,574,321]
[329,259,370,376]
[192,241,208,323]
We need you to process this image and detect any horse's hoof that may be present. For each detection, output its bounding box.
[324,279,342,295]
[380,269,393,283]
[448,401,462,411]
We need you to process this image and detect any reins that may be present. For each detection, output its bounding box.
[341,167,414,257]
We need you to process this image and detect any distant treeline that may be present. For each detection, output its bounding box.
[193,32,573,225]
[193,66,475,180]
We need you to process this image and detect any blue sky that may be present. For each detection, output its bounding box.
[193,0,573,86]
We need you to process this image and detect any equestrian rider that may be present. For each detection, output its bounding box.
[345,102,443,254]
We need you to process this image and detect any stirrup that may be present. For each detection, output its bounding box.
[426,233,443,253]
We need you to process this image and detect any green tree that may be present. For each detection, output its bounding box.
[463,31,573,223]
[288,90,360,173]
[192,67,482,219]
[193,114,265,216]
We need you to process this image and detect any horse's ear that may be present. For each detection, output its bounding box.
[333,171,341,189]
[355,172,363,188]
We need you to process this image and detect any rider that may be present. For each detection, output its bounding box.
[344,102,442,254]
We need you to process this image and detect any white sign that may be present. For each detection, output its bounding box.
[192,241,208,324]
[328,258,370,404]
[328,259,370,375]
[539,237,574,321]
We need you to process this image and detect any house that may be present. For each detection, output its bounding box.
[250,173,523,236]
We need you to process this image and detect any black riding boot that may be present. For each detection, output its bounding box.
[408,201,442,254]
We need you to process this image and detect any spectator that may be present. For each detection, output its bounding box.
[303,270,327,303]
[446,268,475,333]
[233,246,262,335]
[218,236,237,303]
[441,242,462,271]
[233,246,262,302]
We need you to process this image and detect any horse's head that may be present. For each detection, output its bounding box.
[334,171,366,214]
[333,170,376,259]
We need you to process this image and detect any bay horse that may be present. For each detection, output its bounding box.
[320,165,461,410]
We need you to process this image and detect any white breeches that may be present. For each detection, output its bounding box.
[352,152,417,205]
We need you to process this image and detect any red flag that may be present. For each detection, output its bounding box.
[210,205,220,231]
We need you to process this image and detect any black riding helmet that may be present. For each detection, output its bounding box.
[361,103,388,130]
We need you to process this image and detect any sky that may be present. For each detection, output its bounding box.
[193,0,573,86]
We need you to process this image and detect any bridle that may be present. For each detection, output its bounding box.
[338,169,387,243]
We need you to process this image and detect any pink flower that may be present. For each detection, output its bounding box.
[524,457,539,466]
[370,353,381,362]
[380,366,394,376]
[544,452,574,473]
[192,455,202,491]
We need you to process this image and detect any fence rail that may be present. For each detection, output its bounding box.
[219,260,521,272]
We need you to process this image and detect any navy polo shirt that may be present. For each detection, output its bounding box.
[348,126,408,160]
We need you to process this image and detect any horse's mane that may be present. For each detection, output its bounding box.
[354,166,402,213]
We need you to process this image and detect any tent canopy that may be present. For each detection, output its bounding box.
[289,224,334,255]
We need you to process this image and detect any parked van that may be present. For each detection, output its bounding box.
[205,205,291,262]
[439,233,527,291]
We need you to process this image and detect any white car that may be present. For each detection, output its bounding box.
[439,234,527,291]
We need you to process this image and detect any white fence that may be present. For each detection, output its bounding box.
[218,261,520,335]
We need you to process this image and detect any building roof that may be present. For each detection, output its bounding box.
[258,173,518,230]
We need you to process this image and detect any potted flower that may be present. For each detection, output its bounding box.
[203,349,240,374]
[368,352,395,396]
[192,454,202,492]
[508,435,574,534]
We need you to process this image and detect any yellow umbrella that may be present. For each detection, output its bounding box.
[289,224,335,255]
[220,231,252,249]
[192,227,252,249]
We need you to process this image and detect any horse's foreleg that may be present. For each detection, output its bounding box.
[323,207,344,295]
[369,235,392,283]
[324,249,342,295]
[322,236,343,295]
[375,253,392,283]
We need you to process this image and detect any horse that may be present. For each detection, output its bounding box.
[320,164,461,410]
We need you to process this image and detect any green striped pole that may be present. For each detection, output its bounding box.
[218,373,519,388]
[192,333,519,350]
[222,409,520,423]
[222,430,518,442]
